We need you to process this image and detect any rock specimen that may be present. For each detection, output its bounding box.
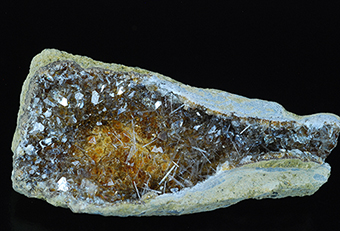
[12,49,340,216]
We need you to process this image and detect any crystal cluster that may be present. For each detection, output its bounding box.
[12,60,340,206]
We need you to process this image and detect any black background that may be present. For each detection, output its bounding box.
[2,1,340,230]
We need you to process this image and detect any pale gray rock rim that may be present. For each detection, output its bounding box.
[12,159,330,216]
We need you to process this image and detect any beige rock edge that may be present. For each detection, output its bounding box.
[12,49,340,216]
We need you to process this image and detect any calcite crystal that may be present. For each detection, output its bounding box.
[12,49,340,216]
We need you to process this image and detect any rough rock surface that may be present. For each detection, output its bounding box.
[11,49,340,216]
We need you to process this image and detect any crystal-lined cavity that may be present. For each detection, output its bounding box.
[14,60,340,204]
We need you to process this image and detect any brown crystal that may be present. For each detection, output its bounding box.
[13,60,340,204]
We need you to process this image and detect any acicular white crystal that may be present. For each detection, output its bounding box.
[28,165,38,175]
[91,90,100,105]
[33,97,40,105]
[57,177,69,192]
[59,97,68,106]
[193,124,202,130]
[155,101,162,109]
[46,74,54,81]
[208,125,217,134]
[117,87,124,95]
[239,155,252,165]
[117,107,126,115]
[72,161,80,166]
[30,122,44,133]
[34,157,41,164]
[170,188,179,193]
[128,91,135,98]
[43,97,56,107]
[75,92,84,108]
[75,92,84,101]
[151,146,163,153]
[24,144,35,154]
[81,179,97,195]
[44,137,52,145]
[72,115,77,123]
[44,109,52,117]
[88,137,96,144]
[107,179,114,186]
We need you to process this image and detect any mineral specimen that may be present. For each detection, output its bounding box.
[12,49,340,216]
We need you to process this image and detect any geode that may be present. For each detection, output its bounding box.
[11,49,340,216]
